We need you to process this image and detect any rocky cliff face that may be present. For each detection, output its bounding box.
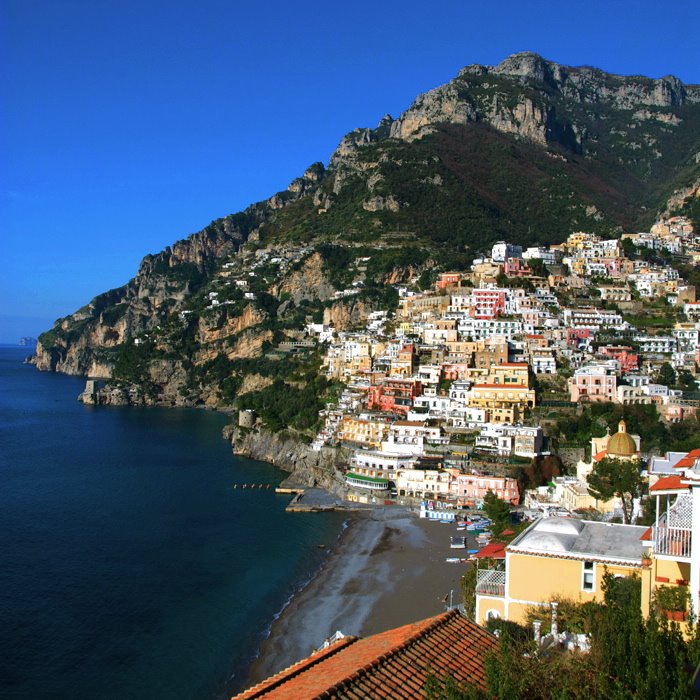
[33,212,261,375]
[276,252,336,304]
[385,52,699,146]
[225,426,351,495]
[322,298,372,332]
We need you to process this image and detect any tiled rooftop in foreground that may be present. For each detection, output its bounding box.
[233,609,497,699]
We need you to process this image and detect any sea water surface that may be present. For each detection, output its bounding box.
[0,347,344,699]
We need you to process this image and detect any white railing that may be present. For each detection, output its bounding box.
[475,568,506,597]
[653,514,692,559]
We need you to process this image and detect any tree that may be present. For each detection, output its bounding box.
[656,362,677,387]
[587,457,644,524]
[417,269,434,291]
[483,490,511,536]
[527,258,548,278]
[428,572,700,699]
[677,370,697,391]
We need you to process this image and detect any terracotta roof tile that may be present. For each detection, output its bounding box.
[674,448,700,468]
[233,610,497,699]
[650,475,686,492]
[473,542,506,559]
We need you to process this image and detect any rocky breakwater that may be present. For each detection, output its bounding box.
[224,425,351,496]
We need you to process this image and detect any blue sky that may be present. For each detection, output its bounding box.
[2,0,699,343]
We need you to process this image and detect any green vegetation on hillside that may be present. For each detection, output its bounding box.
[551,402,700,455]
[235,355,344,433]
[430,574,700,699]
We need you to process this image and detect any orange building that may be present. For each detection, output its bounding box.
[367,378,423,415]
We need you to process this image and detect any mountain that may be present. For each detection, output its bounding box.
[33,52,700,407]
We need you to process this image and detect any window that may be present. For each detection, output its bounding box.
[582,561,595,591]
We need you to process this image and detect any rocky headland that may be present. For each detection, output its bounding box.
[32,52,700,425]
[224,425,351,495]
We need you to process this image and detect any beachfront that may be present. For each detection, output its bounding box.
[245,507,469,686]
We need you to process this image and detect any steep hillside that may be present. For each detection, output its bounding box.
[34,52,700,407]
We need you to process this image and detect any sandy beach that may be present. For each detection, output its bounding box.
[244,507,471,686]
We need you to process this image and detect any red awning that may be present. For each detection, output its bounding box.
[473,542,506,559]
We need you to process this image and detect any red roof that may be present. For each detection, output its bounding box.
[674,448,700,469]
[593,450,607,462]
[473,542,506,559]
[233,610,497,699]
[640,527,652,541]
[650,475,686,493]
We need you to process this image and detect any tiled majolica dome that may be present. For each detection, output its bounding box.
[607,420,637,457]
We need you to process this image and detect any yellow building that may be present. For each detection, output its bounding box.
[560,480,616,514]
[475,517,651,625]
[338,416,389,448]
[399,294,449,319]
[567,232,598,249]
[389,344,416,377]
[477,446,700,635]
[487,362,530,386]
[466,383,536,424]
[346,355,372,375]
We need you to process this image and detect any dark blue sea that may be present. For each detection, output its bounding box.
[0,346,344,699]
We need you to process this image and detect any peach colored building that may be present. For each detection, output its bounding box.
[451,474,520,507]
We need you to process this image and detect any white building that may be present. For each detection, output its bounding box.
[492,241,523,263]
[474,423,545,458]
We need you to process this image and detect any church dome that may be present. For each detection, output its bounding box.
[606,420,637,456]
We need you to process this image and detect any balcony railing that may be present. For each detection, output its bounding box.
[652,520,692,559]
[475,568,506,597]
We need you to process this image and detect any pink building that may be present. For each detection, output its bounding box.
[367,378,423,415]
[600,257,623,276]
[568,365,617,403]
[442,363,471,380]
[503,257,532,277]
[451,474,520,506]
[663,403,698,422]
[471,288,507,319]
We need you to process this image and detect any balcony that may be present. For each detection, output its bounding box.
[652,515,692,560]
[475,568,506,597]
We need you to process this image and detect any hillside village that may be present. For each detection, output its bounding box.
[253,216,698,512]
[232,212,700,694]
[218,212,697,644]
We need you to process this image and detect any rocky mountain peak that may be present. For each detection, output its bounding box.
[492,51,554,82]
[329,52,700,161]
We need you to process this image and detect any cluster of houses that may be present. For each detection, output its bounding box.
[302,218,699,507]
[473,443,700,636]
